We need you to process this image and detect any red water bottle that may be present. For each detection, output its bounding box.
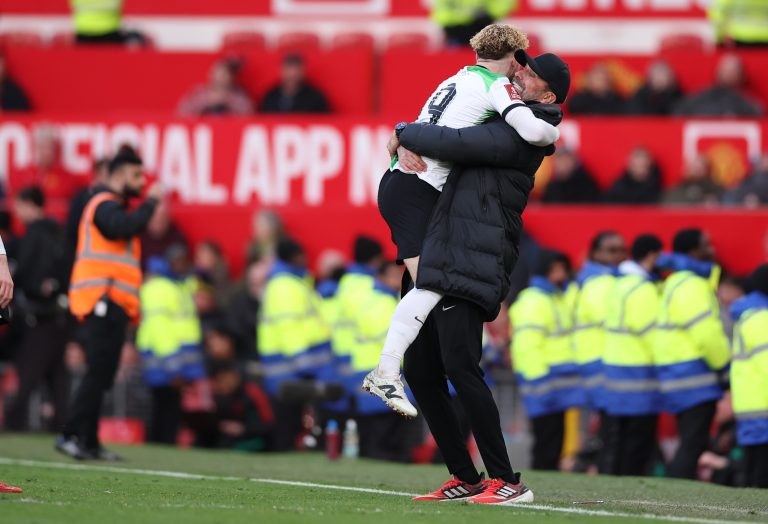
[325,419,340,461]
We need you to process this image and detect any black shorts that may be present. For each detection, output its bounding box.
[378,169,441,263]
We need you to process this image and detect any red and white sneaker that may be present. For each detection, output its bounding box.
[412,474,486,502]
[0,482,23,494]
[468,478,534,505]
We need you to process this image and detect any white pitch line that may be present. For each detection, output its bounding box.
[0,457,752,524]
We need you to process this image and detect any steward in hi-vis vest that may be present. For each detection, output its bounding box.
[57,147,162,461]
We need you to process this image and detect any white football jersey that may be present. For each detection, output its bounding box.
[392,65,522,191]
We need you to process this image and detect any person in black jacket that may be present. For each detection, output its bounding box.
[5,187,71,431]
[260,55,330,114]
[395,51,569,504]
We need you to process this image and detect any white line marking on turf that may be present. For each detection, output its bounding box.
[0,457,750,524]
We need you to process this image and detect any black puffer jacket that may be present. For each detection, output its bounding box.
[399,103,562,320]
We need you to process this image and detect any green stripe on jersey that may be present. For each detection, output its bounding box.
[466,65,506,91]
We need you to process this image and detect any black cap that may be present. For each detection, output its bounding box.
[514,50,571,104]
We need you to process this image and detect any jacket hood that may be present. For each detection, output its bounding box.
[730,291,768,321]
[268,260,308,280]
[656,253,714,278]
[529,275,562,294]
[577,261,618,286]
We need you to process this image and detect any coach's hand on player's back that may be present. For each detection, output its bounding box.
[0,255,14,308]
[397,146,427,173]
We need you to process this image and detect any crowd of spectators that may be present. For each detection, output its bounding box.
[177,55,330,116]
[568,54,763,117]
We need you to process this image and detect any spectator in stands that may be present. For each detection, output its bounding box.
[604,147,662,204]
[194,240,233,307]
[431,0,517,47]
[627,60,683,115]
[4,187,71,431]
[0,54,30,112]
[70,0,148,47]
[709,0,768,47]
[675,54,762,116]
[178,59,254,116]
[723,153,768,207]
[567,63,625,115]
[224,258,269,360]
[65,158,109,252]
[141,199,189,269]
[246,209,286,262]
[541,148,601,203]
[663,155,724,206]
[13,127,83,212]
[260,55,330,114]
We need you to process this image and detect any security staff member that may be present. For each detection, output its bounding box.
[352,261,415,462]
[730,263,768,488]
[709,0,768,47]
[573,231,626,412]
[137,247,205,444]
[56,147,162,460]
[654,228,729,479]
[258,238,332,451]
[509,251,584,471]
[602,234,663,476]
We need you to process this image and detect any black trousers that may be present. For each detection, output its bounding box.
[403,297,516,484]
[745,443,768,488]
[602,414,657,476]
[531,412,564,471]
[148,386,182,444]
[668,401,717,479]
[61,301,128,450]
[5,316,70,431]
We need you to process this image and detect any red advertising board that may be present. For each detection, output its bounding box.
[0,0,707,17]
[1,116,766,275]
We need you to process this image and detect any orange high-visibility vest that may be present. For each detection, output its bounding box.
[69,191,142,320]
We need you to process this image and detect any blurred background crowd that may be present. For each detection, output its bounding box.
[1,0,767,488]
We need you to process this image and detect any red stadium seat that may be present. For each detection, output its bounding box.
[660,33,705,53]
[0,31,44,49]
[331,33,374,52]
[221,31,266,52]
[275,32,321,53]
[50,31,76,48]
[386,32,430,51]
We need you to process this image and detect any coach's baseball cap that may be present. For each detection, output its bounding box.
[514,50,571,104]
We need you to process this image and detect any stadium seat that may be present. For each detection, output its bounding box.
[221,31,266,52]
[386,32,430,51]
[331,33,374,52]
[660,33,705,53]
[275,32,321,53]
[0,31,44,49]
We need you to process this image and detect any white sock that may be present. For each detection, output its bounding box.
[377,287,443,378]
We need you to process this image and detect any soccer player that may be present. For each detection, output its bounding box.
[364,24,559,417]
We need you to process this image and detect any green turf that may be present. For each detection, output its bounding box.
[1,434,767,524]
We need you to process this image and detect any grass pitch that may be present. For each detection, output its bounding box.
[1,434,767,524]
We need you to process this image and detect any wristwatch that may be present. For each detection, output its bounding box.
[394,121,408,138]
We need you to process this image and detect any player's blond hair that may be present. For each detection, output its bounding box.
[469,24,529,60]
